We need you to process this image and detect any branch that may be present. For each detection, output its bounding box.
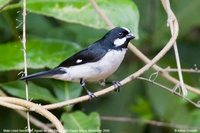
[0,100,27,110]
[0,97,66,133]
[0,90,59,131]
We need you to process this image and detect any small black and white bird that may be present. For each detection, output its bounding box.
[21,27,135,98]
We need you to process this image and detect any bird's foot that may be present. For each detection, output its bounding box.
[86,90,96,100]
[80,79,96,99]
[112,81,121,92]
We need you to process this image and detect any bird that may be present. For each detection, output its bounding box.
[21,27,135,98]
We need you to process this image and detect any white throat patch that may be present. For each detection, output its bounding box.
[114,37,126,47]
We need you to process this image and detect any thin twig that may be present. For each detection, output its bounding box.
[22,0,28,101]
[101,116,200,130]
[137,77,200,108]
[160,68,200,73]
[22,0,31,132]
[162,0,187,96]
[173,39,187,95]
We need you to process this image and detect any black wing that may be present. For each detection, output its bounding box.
[57,44,107,68]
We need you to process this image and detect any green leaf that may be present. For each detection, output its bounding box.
[52,80,81,101]
[7,0,139,38]
[0,39,80,71]
[51,80,82,111]
[0,0,9,7]
[61,111,100,133]
[131,97,153,120]
[0,81,57,102]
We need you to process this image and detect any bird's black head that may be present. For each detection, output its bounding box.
[101,27,135,49]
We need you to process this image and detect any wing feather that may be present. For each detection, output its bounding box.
[58,44,107,67]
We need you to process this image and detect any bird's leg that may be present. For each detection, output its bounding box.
[99,79,121,92]
[99,79,106,87]
[80,79,96,99]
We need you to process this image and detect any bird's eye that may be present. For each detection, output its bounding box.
[118,32,123,37]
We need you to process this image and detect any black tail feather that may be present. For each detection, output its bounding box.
[20,70,52,80]
[20,68,66,80]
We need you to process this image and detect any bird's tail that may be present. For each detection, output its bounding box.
[20,68,66,80]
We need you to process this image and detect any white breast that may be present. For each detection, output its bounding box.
[52,49,127,82]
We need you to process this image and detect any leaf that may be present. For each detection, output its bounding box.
[0,38,80,71]
[61,111,100,132]
[52,80,81,101]
[0,81,57,102]
[0,0,9,7]
[51,80,82,111]
[6,0,139,38]
[131,97,153,120]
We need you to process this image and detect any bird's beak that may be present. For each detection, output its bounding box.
[126,33,135,40]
